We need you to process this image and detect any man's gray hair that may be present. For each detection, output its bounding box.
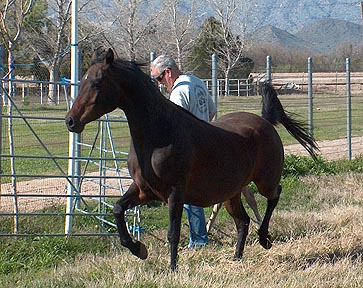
[152,55,178,72]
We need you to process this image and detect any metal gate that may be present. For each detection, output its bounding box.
[0,78,141,238]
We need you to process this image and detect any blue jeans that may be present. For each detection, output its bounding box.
[184,204,208,248]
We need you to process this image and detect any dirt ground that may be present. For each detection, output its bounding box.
[1,137,363,214]
[0,170,133,214]
[284,135,363,160]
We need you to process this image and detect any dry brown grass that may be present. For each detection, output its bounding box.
[5,173,363,287]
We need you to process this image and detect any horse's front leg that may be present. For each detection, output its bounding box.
[167,183,184,271]
[113,182,149,259]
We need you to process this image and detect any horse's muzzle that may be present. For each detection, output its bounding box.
[65,116,83,134]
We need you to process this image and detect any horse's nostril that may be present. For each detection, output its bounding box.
[66,117,74,128]
[65,115,83,133]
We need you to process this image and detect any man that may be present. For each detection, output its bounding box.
[151,55,216,248]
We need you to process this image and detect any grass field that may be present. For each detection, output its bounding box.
[1,156,363,287]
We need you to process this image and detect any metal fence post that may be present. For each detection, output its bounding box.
[346,58,352,160]
[308,57,314,142]
[212,53,218,120]
[40,83,44,105]
[65,0,80,234]
[266,56,271,83]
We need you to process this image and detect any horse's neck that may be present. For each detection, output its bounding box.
[123,92,175,149]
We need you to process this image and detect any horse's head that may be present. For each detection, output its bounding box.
[65,48,121,133]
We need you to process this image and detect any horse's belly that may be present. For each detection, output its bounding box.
[185,160,251,207]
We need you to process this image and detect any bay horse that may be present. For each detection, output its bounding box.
[65,48,318,270]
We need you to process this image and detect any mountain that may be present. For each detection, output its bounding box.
[203,1,363,55]
[249,0,361,34]
[250,19,362,55]
[83,0,362,55]
[295,19,362,54]
[250,25,312,52]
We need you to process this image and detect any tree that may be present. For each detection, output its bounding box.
[208,0,256,95]
[189,0,255,95]
[22,0,72,104]
[0,0,33,232]
[0,0,33,84]
[189,16,253,84]
[154,0,201,70]
[87,0,160,61]
[188,16,223,77]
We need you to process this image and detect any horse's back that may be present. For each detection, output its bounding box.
[213,112,281,147]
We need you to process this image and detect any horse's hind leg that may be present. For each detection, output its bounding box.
[113,182,151,260]
[258,184,282,249]
[224,194,250,260]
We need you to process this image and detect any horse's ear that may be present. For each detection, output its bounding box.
[105,49,114,65]
[91,46,106,64]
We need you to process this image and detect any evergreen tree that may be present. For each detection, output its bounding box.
[188,17,253,80]
[188,17,224,78]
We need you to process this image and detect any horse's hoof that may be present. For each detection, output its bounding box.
[130,240,148,259]
[170,262,178,272]
[233,257,243,263]
[136,241,148,259]
[259,234,273,249]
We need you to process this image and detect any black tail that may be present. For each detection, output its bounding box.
[261,82,319,159]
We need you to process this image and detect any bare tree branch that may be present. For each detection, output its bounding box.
[206,0,256,95]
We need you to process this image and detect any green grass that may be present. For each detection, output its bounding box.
[0,236,112,276]
[1,106,130,182]
[0,204,116,276]
[218,93,363,144]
